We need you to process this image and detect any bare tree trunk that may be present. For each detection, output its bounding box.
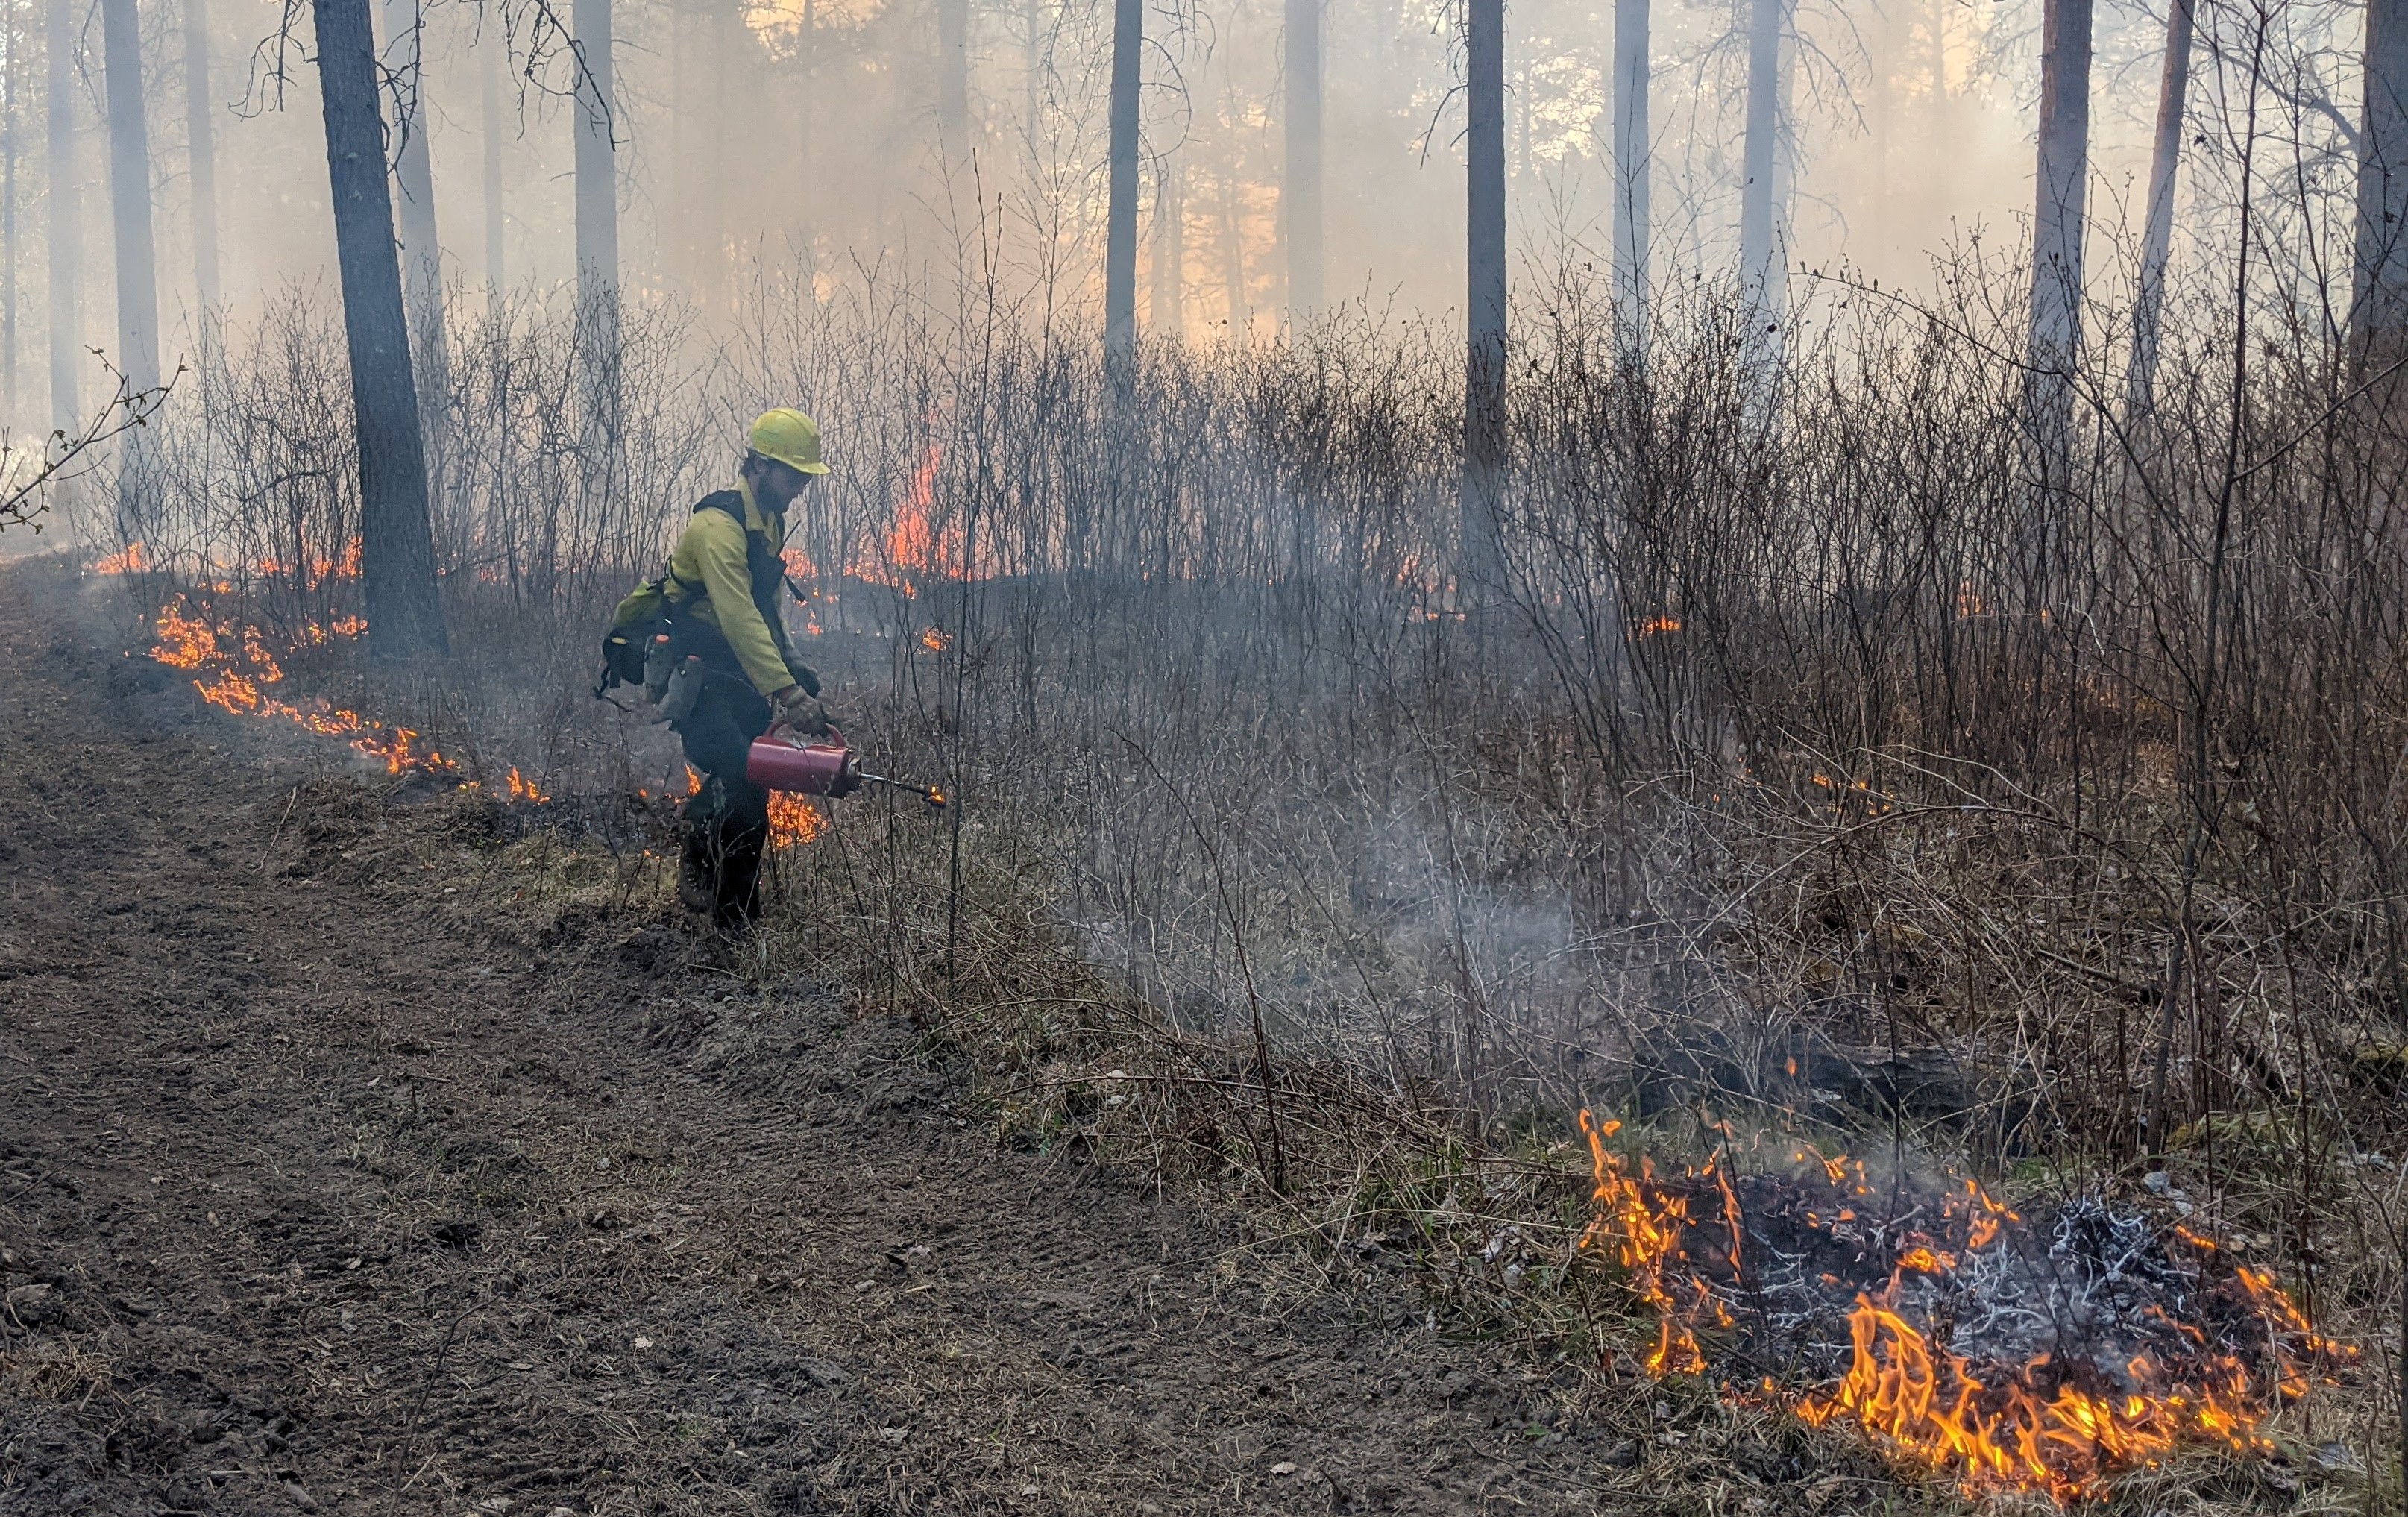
[2124,0,2194,430]
[379,0,447,396]
[1151,156,1181,337]
[700,0,726,310]
[1102,0,1139,361]
[2028,0,2093,392]
[183,0,218,314]
[2356,0,2408,351]
[311,0,447,659]
[100,0,160,533]
[1609,0,1647,338]
[4,0,19,413]
[1023,0,1041,149]
[1221,166,1244,332]
[1283,0,1320,313]
[1737,0,1780,305]
[797,0,813,233]
[937,0,966,149]
[480,24,502,308]
[1462,0,1505,588]
[45,0,75,430]
[572,0,617,305]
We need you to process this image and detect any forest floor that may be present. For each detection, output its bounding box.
[0,555,1635,1516]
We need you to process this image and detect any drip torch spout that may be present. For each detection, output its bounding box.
[860,771,947,808]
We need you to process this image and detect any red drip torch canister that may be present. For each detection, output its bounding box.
[745,732,861,797]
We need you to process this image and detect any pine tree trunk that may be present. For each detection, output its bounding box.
[1609,0,1647,338]
[1102,0,1139,361]
[100,0,160,533]
[2029,0,2093,380]
[1737,0,1779,304]
[2356,0,2408,352]
[4,0,21,413]
[311,0,447,660]
[797,0,813,234]
[45,0,75,428]
[2124,0,2193,428]
[183,0,218,314]
[572,0,617,305]
[1462,0,1505,586]
[1283,0,1320,312]
[379,0,448,397]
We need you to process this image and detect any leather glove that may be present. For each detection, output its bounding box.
[770,685,831,737]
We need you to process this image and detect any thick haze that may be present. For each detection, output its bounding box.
[7,0,2367,422]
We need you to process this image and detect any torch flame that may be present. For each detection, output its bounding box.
[768,790,826,845]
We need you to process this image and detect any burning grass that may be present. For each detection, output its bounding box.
[1576,1115,2359,1504]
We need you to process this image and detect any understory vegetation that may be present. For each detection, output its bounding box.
[75,247,2408,1510]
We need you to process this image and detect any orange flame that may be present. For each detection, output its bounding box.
[148,597,454,777]
[919,626,952,653]
[1788,1290,2257,1503]
[94,542,153,574]
[504,767,549,803]
[767,790,826,845]
[1574,1112,2351,1505]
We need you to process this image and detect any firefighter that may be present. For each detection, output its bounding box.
[612,409,831,928]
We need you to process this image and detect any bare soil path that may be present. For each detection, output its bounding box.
[0,562,1618,1517]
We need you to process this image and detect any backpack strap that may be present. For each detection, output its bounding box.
[662,491,752,601]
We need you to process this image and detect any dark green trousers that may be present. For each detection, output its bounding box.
[671,676,773,926]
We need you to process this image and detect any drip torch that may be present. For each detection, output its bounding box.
[745,727,946,809]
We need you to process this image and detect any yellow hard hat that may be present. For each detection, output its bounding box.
[748,408,831,474]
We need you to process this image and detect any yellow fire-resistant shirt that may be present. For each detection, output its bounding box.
[663,480,805,698]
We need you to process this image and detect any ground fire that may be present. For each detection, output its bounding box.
[145,592,550,797]
[1576,1112,2355,1504]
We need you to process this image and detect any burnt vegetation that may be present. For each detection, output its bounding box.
[50,214,2408,1505]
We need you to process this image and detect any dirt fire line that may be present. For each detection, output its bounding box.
[1574,1111,2354,1505]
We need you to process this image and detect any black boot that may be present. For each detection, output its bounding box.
[677,818,718,916]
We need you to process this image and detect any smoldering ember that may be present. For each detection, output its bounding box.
[4,0,2408,1510]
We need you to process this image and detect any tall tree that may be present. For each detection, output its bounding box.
[1283,0,1320,312]
[45,0,75,429]
[1102,0,1139,359]
[311,0,447,659]
[2123,0,2195,428]
[796,0,814,229]
[1151,157,1182,336]
[1609,0,1647,336]
[480,22,502,304]
[183,0,219,313]
[1219,165,1243,330]
[2356,0,2408,351]
[571,0,618,305]
[1736,0,1782,310]
[100,0,160,530]
[2028,0,2093,393]
[4,0,20,412]
[937,0,966,148]
[379,0,449,393]
[1462,0,1505,581]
